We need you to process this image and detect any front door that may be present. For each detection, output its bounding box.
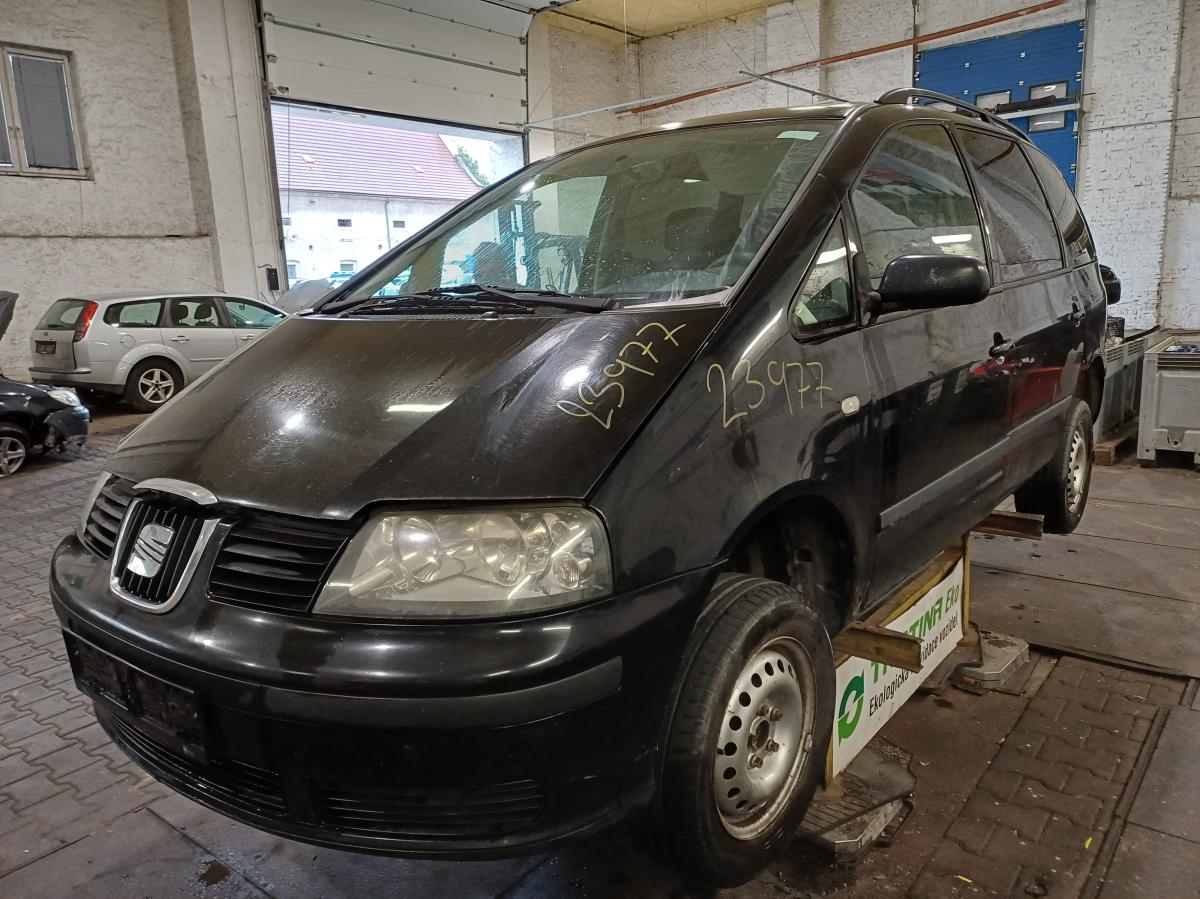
[849,123,1008,602]
[161,297,237,379]
[221,298,286,351]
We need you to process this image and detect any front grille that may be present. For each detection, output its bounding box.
[81,476,136,558]
[319,780,544,839]
[107,713,286,815]
[113,500,206,605]
[208,512,354,612]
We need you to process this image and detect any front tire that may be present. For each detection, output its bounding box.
[1014,398,1094,533]
[655,575,834,888]
[0,423,31,477]
[125,360,182,412]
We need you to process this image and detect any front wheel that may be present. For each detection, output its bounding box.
[1014,398,1094,533]
[0,423,31,477]
[654,576,834,888]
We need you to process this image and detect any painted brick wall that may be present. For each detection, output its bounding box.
[821,0,911,101]
[1077,0,1183,331]
[1160,0,1200,330]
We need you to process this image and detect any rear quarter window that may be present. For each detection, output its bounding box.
[103,301,162,328]
[35,299,89,330]
[957,130,1064,282]
[1026,147,1095,265]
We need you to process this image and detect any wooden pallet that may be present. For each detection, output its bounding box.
[1094,421,1138,465]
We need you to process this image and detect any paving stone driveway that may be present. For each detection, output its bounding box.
[0,436,173,878]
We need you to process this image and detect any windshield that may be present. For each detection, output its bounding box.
[333,120,836,309]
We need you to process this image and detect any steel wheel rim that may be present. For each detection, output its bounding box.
[1067,425,1088,513]
[0,436,26,476]
[713,636,816,840]
[138,369,175,405]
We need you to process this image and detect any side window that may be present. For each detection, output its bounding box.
[1026,147,1095,265]
[103,301,161,328]
[851,124,987,287]
[792,220,853,330]
[957,130,1064,281]
[225,300,284,329]
[167,298,221,329]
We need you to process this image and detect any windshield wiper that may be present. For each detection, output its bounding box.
[329,284,610,316]
[423,284,611,312]
[337,294,534,317]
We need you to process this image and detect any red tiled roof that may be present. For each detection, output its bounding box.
[271,107,481,200]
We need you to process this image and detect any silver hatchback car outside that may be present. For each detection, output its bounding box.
[28,292,286,411]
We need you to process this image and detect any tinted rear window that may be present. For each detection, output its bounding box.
[35,299,89,330]
[957,130,1063,282]
[1027,148,1095,265]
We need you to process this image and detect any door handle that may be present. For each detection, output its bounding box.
[240,334,255,341]
[170,336,190,343]
[989,338,1015,358]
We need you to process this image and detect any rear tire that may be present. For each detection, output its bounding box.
[0,423,31,477]
[1014,399,1094,533]
[125,360,182,412]
[654,575,834,888]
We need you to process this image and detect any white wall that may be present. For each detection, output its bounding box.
[1077,0,1183,331]
[0,0,281,379]
[1159,0,1200,330]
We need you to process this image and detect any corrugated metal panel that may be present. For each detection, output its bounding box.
[262,0,532,130]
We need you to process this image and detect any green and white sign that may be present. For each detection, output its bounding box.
[831,558,964,776]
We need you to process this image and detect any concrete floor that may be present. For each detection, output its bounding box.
[0,411,1197,898]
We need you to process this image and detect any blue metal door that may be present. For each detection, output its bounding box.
[915,21,1084,189]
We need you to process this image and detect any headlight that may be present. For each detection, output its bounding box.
[313,506,613,618]
[47,388,82,407]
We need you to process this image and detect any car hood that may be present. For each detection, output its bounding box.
[107,307,723,519]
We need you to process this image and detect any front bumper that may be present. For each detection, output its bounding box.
[51,533,714,857]
[43,406,90,450]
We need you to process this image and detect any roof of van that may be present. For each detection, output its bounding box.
[589,91,1029,145]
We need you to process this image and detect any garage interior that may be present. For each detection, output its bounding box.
[2,0,1200,897]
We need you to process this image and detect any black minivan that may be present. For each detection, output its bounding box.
[51,90,1110,886]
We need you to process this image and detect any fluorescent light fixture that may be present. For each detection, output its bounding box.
[660,122,683,130]
[932,234,972,245]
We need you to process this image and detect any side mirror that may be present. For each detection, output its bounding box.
[1099,264,1121,304]
[877,255,991,310]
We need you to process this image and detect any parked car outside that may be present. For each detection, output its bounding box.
[28,292,287,412]
[0,294,89,477]
[51,91,1110,886]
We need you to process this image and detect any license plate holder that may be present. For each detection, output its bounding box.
[64,632,208,762]
[35,340,56,355]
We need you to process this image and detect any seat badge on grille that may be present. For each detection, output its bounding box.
[127,523,175,578]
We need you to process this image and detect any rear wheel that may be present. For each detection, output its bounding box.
[654,576,834,888]
[125,360,182,412]
[1014,398,1094,533]
[0,423,31,477]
